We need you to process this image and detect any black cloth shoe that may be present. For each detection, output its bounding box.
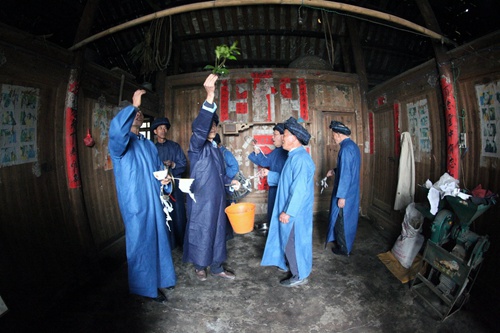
[331,247,348,256]
[150,293,167,303]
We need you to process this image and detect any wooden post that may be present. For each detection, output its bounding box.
[416,0,460,178]
[69,0,451,51]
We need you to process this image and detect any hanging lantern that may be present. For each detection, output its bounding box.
[84,128,95,147]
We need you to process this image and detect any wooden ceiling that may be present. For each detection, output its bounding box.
[1,0,499,89]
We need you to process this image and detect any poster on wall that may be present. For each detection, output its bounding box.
[407,98,431,160]
[475,81,500,158]
[92,96,118,170]
[0,85,39,167]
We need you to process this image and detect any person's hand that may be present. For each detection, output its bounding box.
[203,74,218,104]
[132,89,146,108]
[230,179,241,191]
[163,160,175,169]
[337,198,345,208]
[326,169,334,178]
[259,168,269,177]
[160,175,172,186]
[279,212,290,224]
[253,146,260,155]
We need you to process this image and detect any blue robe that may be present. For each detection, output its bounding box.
[248,147,288,223]
[109,105,176,298]
[325,138,361,254]
[220,145,238,179]
[156,140,188,249]
[183,102,232,267]
[261,146,315,279]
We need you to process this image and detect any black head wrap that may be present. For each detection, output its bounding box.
[329,121,351,135]
[273,123,285,134]
[284,117,311,145]
[212,113,219,126]
[213,133,221,145]
[151,117,171,131]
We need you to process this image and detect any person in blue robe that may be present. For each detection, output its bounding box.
[152,117,188,250]
[214,133,239,179]
[109,89,176,303]
[248,123,288,233]
[183,74,240,281]
[325,120,361,256]
[261,117,315,287]
[213,132,239,240]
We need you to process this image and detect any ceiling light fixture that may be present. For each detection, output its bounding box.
[298,5,304,25]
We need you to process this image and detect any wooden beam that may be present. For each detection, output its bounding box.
[69,0,451,51]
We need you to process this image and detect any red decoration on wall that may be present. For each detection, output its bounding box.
[236,102,248,114]
[369,112,374,154]
[251,70,273,79]
[440,75,459,178]
[280,78,292,99]
[376,95,387,106]
[298,78,309,120]
[253,133,273,191]
[65,69,81,188]
[393,102,400,157]
[254,135,274,145]
[219,80,229,121]
[266,94,272,121]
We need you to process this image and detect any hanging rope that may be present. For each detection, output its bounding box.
[129,17,172,76]
[322,10,335,69]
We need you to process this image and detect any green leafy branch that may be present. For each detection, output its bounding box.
[204,41,240,76]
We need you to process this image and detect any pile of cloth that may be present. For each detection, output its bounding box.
[424,172,497,215]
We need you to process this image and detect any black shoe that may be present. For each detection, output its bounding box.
[331,247,348,256]
[150,293,167,303]
[279,276,308,287]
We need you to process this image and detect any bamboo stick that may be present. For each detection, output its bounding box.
[69,0,451,51]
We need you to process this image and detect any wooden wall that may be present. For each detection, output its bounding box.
[0,26,93,314]
[0,23,365,316]
[366,31,500,313]
[0,25,157,315]
[2,20,498,321]
[163,69,363,215]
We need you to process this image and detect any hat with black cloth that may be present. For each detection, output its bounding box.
[214,133,222,145]
[212,113,219,126]
[273,123,285,134]
[284,117,311,145]
[329,120,351,135]
[151,117,171,131]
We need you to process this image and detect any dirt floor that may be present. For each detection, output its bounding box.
[1,213,495,332]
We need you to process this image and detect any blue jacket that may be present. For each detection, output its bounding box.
[249,147,288,222]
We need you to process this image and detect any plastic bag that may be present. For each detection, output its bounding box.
[391,202,424,269]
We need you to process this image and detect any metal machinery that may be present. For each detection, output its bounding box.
[411,195,495,320]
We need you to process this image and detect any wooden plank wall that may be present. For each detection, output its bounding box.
[366,31,500,309]
[0,26,95,314]
[163,69,363,215]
